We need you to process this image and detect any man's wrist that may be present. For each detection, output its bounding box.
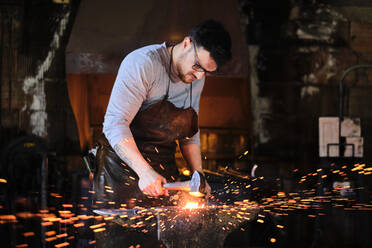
[136,163,154,177]
[192,168,204,176]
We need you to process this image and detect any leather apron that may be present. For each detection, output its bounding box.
[93,47,199,209]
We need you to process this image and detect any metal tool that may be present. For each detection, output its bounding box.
[163,171,206,194]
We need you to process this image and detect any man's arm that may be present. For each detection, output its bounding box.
[113,138,167,196]
[180,143,211,195]
[103,50,168,197]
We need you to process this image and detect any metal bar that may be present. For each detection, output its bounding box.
[0,11,4,138]
[7,12,12,112]
[82,156,92,173]
[41,154,48,248]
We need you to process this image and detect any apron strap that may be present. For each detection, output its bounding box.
[164,46,174,100]
[190,83,192,108]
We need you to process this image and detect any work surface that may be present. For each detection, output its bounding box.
[94,205,261,248]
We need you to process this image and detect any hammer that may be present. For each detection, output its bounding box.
[163,171,206,195]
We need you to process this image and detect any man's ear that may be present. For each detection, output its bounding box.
[183,36,192,49]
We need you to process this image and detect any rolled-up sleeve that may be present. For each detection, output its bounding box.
[103,52,154,148]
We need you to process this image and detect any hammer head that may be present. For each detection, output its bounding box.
[189,171,206,194]
[163,171,207,195]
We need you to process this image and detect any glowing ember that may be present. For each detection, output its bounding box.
[182,169,191,176]
[184,202,199,209]
[189,191,204,197]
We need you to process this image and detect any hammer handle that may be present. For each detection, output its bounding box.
[163,181,190,191]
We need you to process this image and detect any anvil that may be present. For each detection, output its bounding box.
[94,205,260,248]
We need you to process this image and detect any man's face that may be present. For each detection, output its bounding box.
[176,40,217,83]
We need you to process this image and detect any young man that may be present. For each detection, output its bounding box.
[93,19,232,209]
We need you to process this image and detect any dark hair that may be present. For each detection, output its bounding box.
[189,19,232,68]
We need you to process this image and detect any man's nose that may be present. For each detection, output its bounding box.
[194,71,205,80]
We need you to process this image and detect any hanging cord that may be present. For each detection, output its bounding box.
[164,46,174,99]
[182,83,193,108]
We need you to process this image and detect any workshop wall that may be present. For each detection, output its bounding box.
[239,0,372,171]
[0,0,81,157]
[1,0,372,173]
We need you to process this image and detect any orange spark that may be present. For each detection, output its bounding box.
[23,232,35,237]
[93,227,106,233]
[55,242,70,248]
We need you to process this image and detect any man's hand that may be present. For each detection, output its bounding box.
[138,167,168,197]
[204,180,211,198]
[113,139,169,197]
